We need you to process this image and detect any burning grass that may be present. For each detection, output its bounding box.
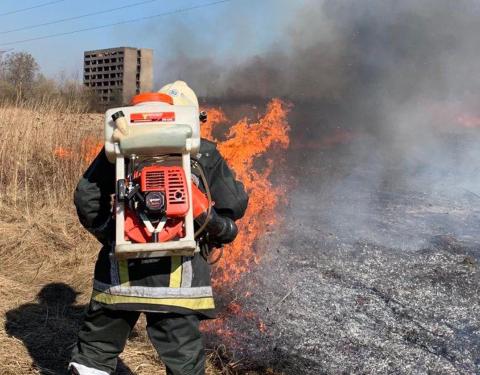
[199,100,291,355]
[0,99,290,374]
[202,99,291,286]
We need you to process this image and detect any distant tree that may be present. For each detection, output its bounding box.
[0,79,16,102]
[1,52,39,100]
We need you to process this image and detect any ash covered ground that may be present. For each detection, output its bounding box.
[214,126,480,374]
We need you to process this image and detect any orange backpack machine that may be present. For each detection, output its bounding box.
[104,83,212,259]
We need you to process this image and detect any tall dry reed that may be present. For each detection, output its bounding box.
[0,99,102,212]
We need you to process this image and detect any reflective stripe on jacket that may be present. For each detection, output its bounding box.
[74,139,248,318]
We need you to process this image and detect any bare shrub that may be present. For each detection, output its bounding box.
[0,52,39,101]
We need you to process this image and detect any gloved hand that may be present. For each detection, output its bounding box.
[196,209,238,245]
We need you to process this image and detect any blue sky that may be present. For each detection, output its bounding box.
[0,0,305,80]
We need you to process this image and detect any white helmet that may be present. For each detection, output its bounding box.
[158,81,198,108]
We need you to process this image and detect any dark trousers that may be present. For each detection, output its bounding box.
[70,304,205,375]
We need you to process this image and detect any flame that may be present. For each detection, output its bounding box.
[53,137,103,164]
[202,299,264,345]
[81,137,103,163]
[200,99,291,351]
[200,107,227,139]
[201,99,291,286]
[456,114,480,128]
[53,147,73,159]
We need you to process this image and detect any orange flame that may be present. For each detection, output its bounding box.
[81,137,103,164]
[200,99,291,349]
[53,147,73,159]
[456,114,480,128]
[53,137,103,164]
[201,99,291,286]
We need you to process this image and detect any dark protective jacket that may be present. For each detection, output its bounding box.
[74,139,248,318]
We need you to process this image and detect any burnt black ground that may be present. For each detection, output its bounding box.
[213,128,480,375]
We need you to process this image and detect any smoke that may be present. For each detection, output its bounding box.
[156,0,480,247]
[154,0,480,248]
[248,0,480,248]
[148,0,480,243]
[307,0,480,248]
[156,1,479,101]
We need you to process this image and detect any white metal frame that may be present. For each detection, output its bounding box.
[114,143,197,259]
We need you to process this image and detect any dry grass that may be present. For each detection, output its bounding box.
[0,101,225,374]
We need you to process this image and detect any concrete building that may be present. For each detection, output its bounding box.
[83,47,153,105]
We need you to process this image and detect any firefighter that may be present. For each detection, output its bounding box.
[69,82,248,375]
